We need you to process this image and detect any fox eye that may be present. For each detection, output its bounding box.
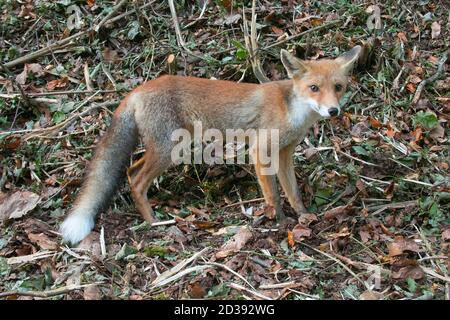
[310,85,319,92]
[335,84,343,92]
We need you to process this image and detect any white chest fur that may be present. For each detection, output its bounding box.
[288,96,321,133]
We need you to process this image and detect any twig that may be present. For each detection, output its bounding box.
[94,0,128,32]
[243,0,270,83]
[151,247,210,287]
[301,243,369,290]
[0,283,101,299]
[228,282,273,300]
[262,20,341,51]
[183,0,208,29]
[0,89,118,98]
[412,53,448,104]
[224,197,265,208]
[367,200,418,216]
[338,150,380,167]
[168,0,209,62]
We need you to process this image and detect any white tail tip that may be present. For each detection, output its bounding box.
[60,213,95,244]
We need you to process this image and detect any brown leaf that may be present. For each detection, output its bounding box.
[287,230,295,247]
[442,228,450,242]
[102,47,120,63]
[369,117,382,129]
[191,220,219,230]
[406,82,416,93]
[388,237,421,257]
[78,231,102,258]
[298,213,318,226]
[430,124,445,140]
[383,181,395,200]
[216,226,252,258]
[359,290,383,300]
[291,224,312,242]
[189,282,207,299]
[28,233,58,250]
[0,190,40,221]
[323,205,351,221]
[47,76,68,90]
[83,285,102,300]
[431,21,441,39]
[359,230,371,243]
[391,265,424,280]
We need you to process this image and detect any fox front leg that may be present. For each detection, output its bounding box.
[277,143,307,215]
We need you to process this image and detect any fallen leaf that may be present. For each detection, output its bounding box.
[359,230,371,243]
[323,205,352,222]
[192,220,219,229]
[359,290,383,300]
[431,21,441,39]
[102,47,120,63]
[28,233,58,250]
[216,226,252,258]
[287,230,295,247]
[83,285,102,300]
[47,76,68,90]
[442,228,450,242]
[391,265,424,280]
[369,117,382,129]
[298,213,318,226]
[0,190,40,221]
[388,237,421,257]
[430,123,445,140]
[291,224,312,241]
[383,181,395,200]
[78,231,102,258]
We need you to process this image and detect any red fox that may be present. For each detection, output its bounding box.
[60,46,361,244]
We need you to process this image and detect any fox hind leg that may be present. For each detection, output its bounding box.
[129,146,170,223]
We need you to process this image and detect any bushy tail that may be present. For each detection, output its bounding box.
[60,104,138,244]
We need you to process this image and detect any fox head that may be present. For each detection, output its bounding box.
[281,46,361,118]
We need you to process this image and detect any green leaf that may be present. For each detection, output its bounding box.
[127,21,140,40]
[115,243,137,261]
[352,146,369,156]
[144,245,169,258]
[413,111,438,130]
[52,111,65,124]
[406,278,417,293]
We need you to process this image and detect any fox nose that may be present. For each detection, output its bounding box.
[328,108,339,117]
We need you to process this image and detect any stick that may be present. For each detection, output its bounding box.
[0,283,101,299]
[167,0,209,62]
[412,53,448,104]
[338,150,380,167]
[262,20,341,51]
[94,0,128,32]
[243,0,270,83]
[0,89,118,98]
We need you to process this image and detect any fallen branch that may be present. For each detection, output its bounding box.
[168,0,209,62]
[94,0,128,32]
[0,283,101,299]
[412,53,448,104]
[262,20,341,51]
[243,0,270,83]
[338,150,380,167]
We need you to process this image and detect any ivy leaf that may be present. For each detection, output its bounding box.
[413,111,438,130]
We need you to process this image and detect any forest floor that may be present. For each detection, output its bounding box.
[0,0,449,300]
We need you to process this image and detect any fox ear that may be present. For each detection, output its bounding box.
[336,45,362,74]
[280,49,308,78]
